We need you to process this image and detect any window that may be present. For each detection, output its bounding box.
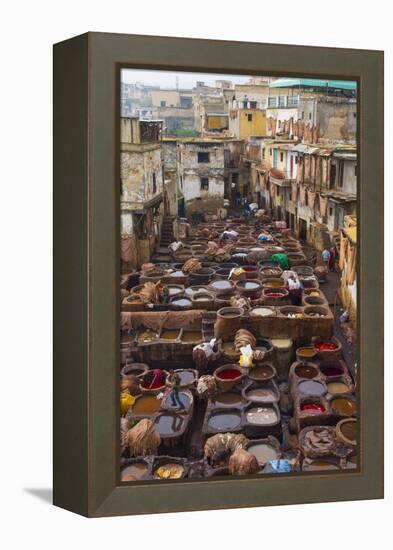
[338,161,344,188]
[262,148,265,160]
[287,95,299,106]
[249,101,257,109]
[309,113,312,120]
[200,177,209,191]
[197,152,209,163]
[278,95,286,107]
[269,148,272,156]
[280,152,284,162]
[301,111,304,120]
[152,172,157,194]
[180,175,183,189]
[329,207,333,216]
[268,96,277,107]
[295,157,298,165]
[160,100,166,107]
[247,113,253,122]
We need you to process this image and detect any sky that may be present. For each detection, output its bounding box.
[121,68,254,89]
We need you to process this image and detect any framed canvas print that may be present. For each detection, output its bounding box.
[53,32,383,517]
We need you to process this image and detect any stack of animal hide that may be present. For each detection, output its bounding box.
[120,417,131,455]
[229,447,260,475]
[182,258,202,273]
[234,329,256,351]
[204,433,248,467]
[205,241,233,263]
[229,448,259,475]
[140,262,156,273]
[246,248,270,265]
[139,282,165,304]
[196,375,217,399]
[123,418,161,457]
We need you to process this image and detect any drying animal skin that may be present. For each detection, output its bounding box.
[140,262,156,273]
[120,417,131,454]
[204,241,234,262]
[234,329,256,351]
[196,375,217,399]
[182,258,202,273]
[204,433,248,467]
[139,282,165,304]
[230,296,251,312]
[301,427,336,456]
[229,447,260,475]
[123,418,161,457]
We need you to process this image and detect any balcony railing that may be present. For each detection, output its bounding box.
[269,170,295,187]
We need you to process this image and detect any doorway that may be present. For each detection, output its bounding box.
[299,218,307,240]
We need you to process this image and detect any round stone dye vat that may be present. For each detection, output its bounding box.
[298,380,326,396]
[246,407,278,425]
[154,413,185,436]
[247,442,279,465]
[163,391,192,409]
[327,380,350,395]
[212,392,245,407]
[300,402,326,414]
[121,461,149,481]
[331,396,357,416]
[132,394,163,415]
[294,364,319,379]
[248,363,275,382]
[207,410,242,431]
[320,361,344,378]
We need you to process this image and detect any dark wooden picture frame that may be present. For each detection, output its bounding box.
[53,32,383,517]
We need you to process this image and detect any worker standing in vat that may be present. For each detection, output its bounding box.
[168,370,185,409]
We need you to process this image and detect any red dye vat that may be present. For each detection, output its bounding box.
[301,402,325,414]
[268,292,284,297]
[142,370,165,389]
[315,342,338,352]
[217,368,241,380]
[321,365,342,377]
[142,379,163,389]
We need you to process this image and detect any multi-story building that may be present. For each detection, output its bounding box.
[120,117,164,269]
[150,89,196,136]
[228,96,267,139]
[176,138,225,217]
[267,143,357,249]
[266,78,357,144]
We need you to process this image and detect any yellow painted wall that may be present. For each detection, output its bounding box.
[207,115,228,130]
[239,109,266,138]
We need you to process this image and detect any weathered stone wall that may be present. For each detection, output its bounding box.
[121,145,163,204]
[313,97,357,143]
[164,171,178,216]
[162,140,178,170]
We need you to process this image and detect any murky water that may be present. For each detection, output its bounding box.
[248,443,278,464]
[155,414,185,435]
[207,411,242,430]
[246,407,278,425]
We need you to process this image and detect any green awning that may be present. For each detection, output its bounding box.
[270,78,357,91]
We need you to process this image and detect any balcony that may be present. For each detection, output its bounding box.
[269,169,294,187]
